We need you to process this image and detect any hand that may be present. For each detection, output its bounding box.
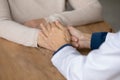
[67,26,91,49]
[24,18,47,29]
[37,21,71,51]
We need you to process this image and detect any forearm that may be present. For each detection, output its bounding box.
[0,0,40,47]
[46,0,103,26]
[0,20,39,47]
[75,32,108,49]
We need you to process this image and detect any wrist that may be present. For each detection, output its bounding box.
[78,33,91,49]
[37,32,41,47]
[84,34,91,48]
[53,42,70,51]
[53,44,72,55]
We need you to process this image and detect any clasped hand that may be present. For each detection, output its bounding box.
[37,21,71,51]
[24,18,91,51]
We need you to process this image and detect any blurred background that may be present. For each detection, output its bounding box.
[67,0,120,32]
[99,0,120,32]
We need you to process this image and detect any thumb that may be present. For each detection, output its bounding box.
[71,36,78,42]
[71,41,79,48]
[67,26,81,37]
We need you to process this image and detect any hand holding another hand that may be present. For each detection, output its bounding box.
[68,26,91,49]
[24,18,91,50]
[37,21,71,51]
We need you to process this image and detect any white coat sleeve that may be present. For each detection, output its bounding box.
[51,31,120,80]
[46,0,103,26]
[0,0,39,47]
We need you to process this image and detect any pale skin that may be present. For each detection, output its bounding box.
[24,19,92,50]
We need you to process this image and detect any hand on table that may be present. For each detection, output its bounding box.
[37,21,71,51]
[67,26,91,49]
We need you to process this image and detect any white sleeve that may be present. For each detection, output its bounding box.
[0,0,39,47]
[51,31,120,80]
[46,0,103,26]
[51,46,86,80]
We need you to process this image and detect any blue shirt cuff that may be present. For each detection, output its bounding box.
[91,32,108,50]
[53,44,72,56]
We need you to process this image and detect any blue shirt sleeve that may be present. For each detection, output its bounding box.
[91,32,108,50]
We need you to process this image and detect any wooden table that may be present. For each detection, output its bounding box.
[0,21,113,80]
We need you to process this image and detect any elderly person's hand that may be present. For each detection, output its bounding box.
[67,26,91,49]
[37,21,71,51]
[24,18,47,29]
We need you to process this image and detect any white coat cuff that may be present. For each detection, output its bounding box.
[51,45,78,65]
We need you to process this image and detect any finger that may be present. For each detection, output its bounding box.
[71,41,79,48]
[50,22,56,29]
[55,21,65,30]
[40,24,48,37]
[42,22,51,32]
[39,31,54,51]
[67,26,80,36]
[64,29,71,42]
[48,23,52,31]
[38,31,46,45]
[38,32,48,48]
[71,36,78,42]
[40,23,46,31]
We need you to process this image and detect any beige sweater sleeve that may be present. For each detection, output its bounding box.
[0,0,39,47]
[46,0,103,26]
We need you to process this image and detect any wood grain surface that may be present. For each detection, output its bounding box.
[0,21,113,80]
